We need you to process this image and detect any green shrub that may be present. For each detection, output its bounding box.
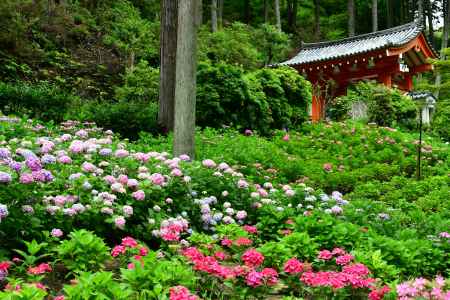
[67,100,159,139]
[114,60,159,103]
[196,61,272,133]
[196,62,311,134]
[432,99,450,141]
[0,81,78,122]
[55,230,110,274]
[330,82,417,128]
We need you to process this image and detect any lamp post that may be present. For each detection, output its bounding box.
[416,107,423,180]
[414,97,426,181]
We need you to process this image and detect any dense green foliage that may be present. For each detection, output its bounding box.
[330,82,418,128]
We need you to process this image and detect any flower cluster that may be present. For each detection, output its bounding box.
[169,285,198,300]
[27,263,52,275]
[396,276,449,300]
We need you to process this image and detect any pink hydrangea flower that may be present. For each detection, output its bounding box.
[169,285,197,300]
[132,190,145,201]
[246,270,264,287]
[202,159,216,168]
[284,258,304,274]
[241,249,264,267]
[318,250,333,260]
[335,254,354,266]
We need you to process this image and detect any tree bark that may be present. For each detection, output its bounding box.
[417,0,425,27]
[275,0,281,31]
[372,0,378,32]
[347,0,355,36]
[314,0,320,41]
[287,0,298,32]
[264,0,269,23]
[158,0,179,131]
[244,0,251,24]
[434,0,450,98]
[386,0,393,28]
[218,0,223,29]
[211,0,218,32]
[196,0,203,25]
[173,0,198,158]
[426,0,434,46]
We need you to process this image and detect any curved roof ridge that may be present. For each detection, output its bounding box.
[300,21,420,50]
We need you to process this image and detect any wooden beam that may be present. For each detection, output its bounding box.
[410,64,434,74]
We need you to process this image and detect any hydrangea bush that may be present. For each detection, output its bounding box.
[0,117,448,299]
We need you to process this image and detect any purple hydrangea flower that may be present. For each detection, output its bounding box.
[0,204,9,221]
[0,172,12,184]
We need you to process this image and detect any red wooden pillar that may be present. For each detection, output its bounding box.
[404,73,413,91]
[379,73,392,88]
[312,95,320,122]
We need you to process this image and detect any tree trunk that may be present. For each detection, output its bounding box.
[426,0,434,46]
[211,0,217,32]
[275,0,281,31]
[417,0,425,27]
[158,0,179,131]
[173,0,198,158]
[196,0,203,25]
[218,0,223,29]
[314,0,320,41]
[287,0,298,32]
[434,0,450,98]
[386,0,393,28]
[347,0,355,36]
[264,0,269,23]
[244,0,251,24]
[372,0,378,32]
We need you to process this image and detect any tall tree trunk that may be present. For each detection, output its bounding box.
[434,0,450,98]
[218,0,223,29]
[372,0,378,32]
[174,0,198,158]
[244,0,251,24]
[158,0,179,131]
[287,0,298,32]
[314,0,321,41]
[275,0,281,31]
[211,0,217,32]
[347,0,355,36]
[426,0,434,46]
[417,0,425,27]
[386,0,393,28]
[196,0,203,25]
[264,0,269,23]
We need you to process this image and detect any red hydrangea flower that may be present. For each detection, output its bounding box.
[121,237,138,248]
[261,268,278,285]
[331,247,346,256]
[241,249,264,267]
[335,254,354,266]
[283,258,304,274]
[169,285,198,300]
[234,237,253,247]
[246,270,264,287]
[318,250,333,260]
[221,238,233,247]
[243,225,258,234]
[0,261,10,272]
[139,247,149,256]
[214,251,226,261]
[27,263,52,275]
[111,245,126,257]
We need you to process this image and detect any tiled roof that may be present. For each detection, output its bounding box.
[408,91,436,102]
[279,20,436,66]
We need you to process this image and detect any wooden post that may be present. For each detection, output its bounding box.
[404,73,413,91]
[379,73,392,88]
[173,0,198,158]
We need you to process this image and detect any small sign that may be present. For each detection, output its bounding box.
[399,63,409,73]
